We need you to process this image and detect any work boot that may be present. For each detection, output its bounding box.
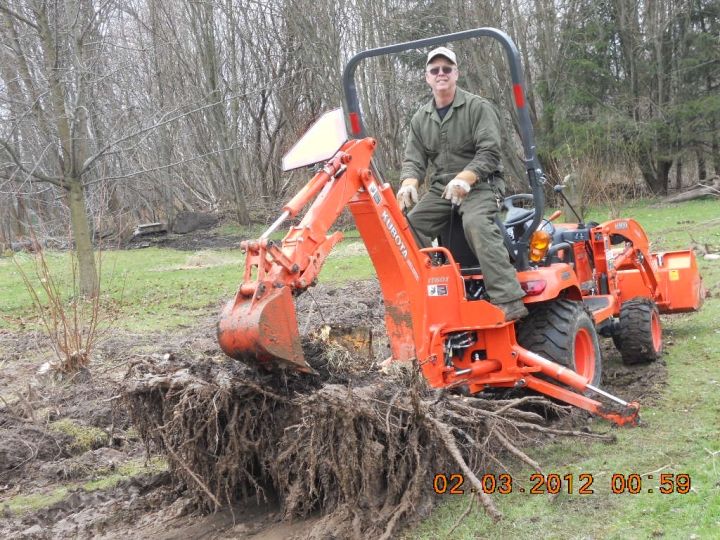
[496,299,529,322]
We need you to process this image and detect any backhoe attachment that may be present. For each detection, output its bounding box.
[214,28,703,430]
[217,135,380,373]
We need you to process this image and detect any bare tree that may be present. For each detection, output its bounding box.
[0,0,116,294]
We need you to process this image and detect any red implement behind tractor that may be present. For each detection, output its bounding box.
[218,28,704,426]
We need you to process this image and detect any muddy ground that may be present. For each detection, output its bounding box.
[0,278,667,539]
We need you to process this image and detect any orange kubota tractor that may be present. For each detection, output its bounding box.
[218,28,704,426]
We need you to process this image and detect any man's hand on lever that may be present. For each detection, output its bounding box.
[442,170,476,206]
[397,178,419,211]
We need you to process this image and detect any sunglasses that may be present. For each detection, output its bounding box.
[427,66,455,75]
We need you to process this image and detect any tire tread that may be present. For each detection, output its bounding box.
[615,297,662,365]
[517,299,602,388]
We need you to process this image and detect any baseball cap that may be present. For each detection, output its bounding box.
[426,46,457,65]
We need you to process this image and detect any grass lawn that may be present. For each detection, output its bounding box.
[0,237,375,332]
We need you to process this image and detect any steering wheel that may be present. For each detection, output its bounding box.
[502,194,537,227]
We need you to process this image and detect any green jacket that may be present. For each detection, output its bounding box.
[400,87,503,194]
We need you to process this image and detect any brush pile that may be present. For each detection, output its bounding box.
[123,338,613,539]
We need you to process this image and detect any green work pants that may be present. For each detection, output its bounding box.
[407,179,525,304]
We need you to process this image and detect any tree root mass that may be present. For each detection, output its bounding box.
[123,340,613,539]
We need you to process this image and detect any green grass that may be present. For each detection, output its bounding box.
[50,419,111,454]
[0,248,241,331]
[1,199,716,334]
[586,198,720,251]
[2,457,167,515]
[3,487,71,514]
[0,236,376,331]
[80,457,167,491]
[215,221,285,239]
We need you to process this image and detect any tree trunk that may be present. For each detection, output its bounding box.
[234,186,251,226]
[639,154,672,196]
[67,179,98,296]
[656,160,672,196]
[697,151,706,181]
[712,119,720,176]
[12,194,27,239]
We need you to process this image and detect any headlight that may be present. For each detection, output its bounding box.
[529,230,552,263]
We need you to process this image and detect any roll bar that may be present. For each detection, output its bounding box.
[341,28,545,270]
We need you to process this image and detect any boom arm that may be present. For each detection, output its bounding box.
[218,138,429,371]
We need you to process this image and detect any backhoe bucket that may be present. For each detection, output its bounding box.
[217,286,312,373]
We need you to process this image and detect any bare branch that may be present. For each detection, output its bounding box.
[0,3,39,31]
[83,144,238,186]
[79,75,309,175]
[0,139,64,186]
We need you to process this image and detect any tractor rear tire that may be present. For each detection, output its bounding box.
[517,299,602,388]
[612,298,662,365]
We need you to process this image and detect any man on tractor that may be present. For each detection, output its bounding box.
[397,46,528,322]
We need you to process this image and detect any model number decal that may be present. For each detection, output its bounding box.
[428,285,448,297]
[368,181,382,204]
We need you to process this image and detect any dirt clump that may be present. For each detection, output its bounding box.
[37,447,127,481]
[0,411,72,485]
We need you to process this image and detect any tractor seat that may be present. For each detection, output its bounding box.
[438,208,518,272]
[438,209,479,269]
[439,204,544,272]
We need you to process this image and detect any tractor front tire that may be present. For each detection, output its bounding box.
[612,298,662,365]
[517,299,602,388]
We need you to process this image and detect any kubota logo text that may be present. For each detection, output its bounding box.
[381,209,408,258]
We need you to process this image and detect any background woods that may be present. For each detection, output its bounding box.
[1,0,718,260]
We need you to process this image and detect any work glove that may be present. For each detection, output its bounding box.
[397,184,419,211]
[442,178,472,206]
